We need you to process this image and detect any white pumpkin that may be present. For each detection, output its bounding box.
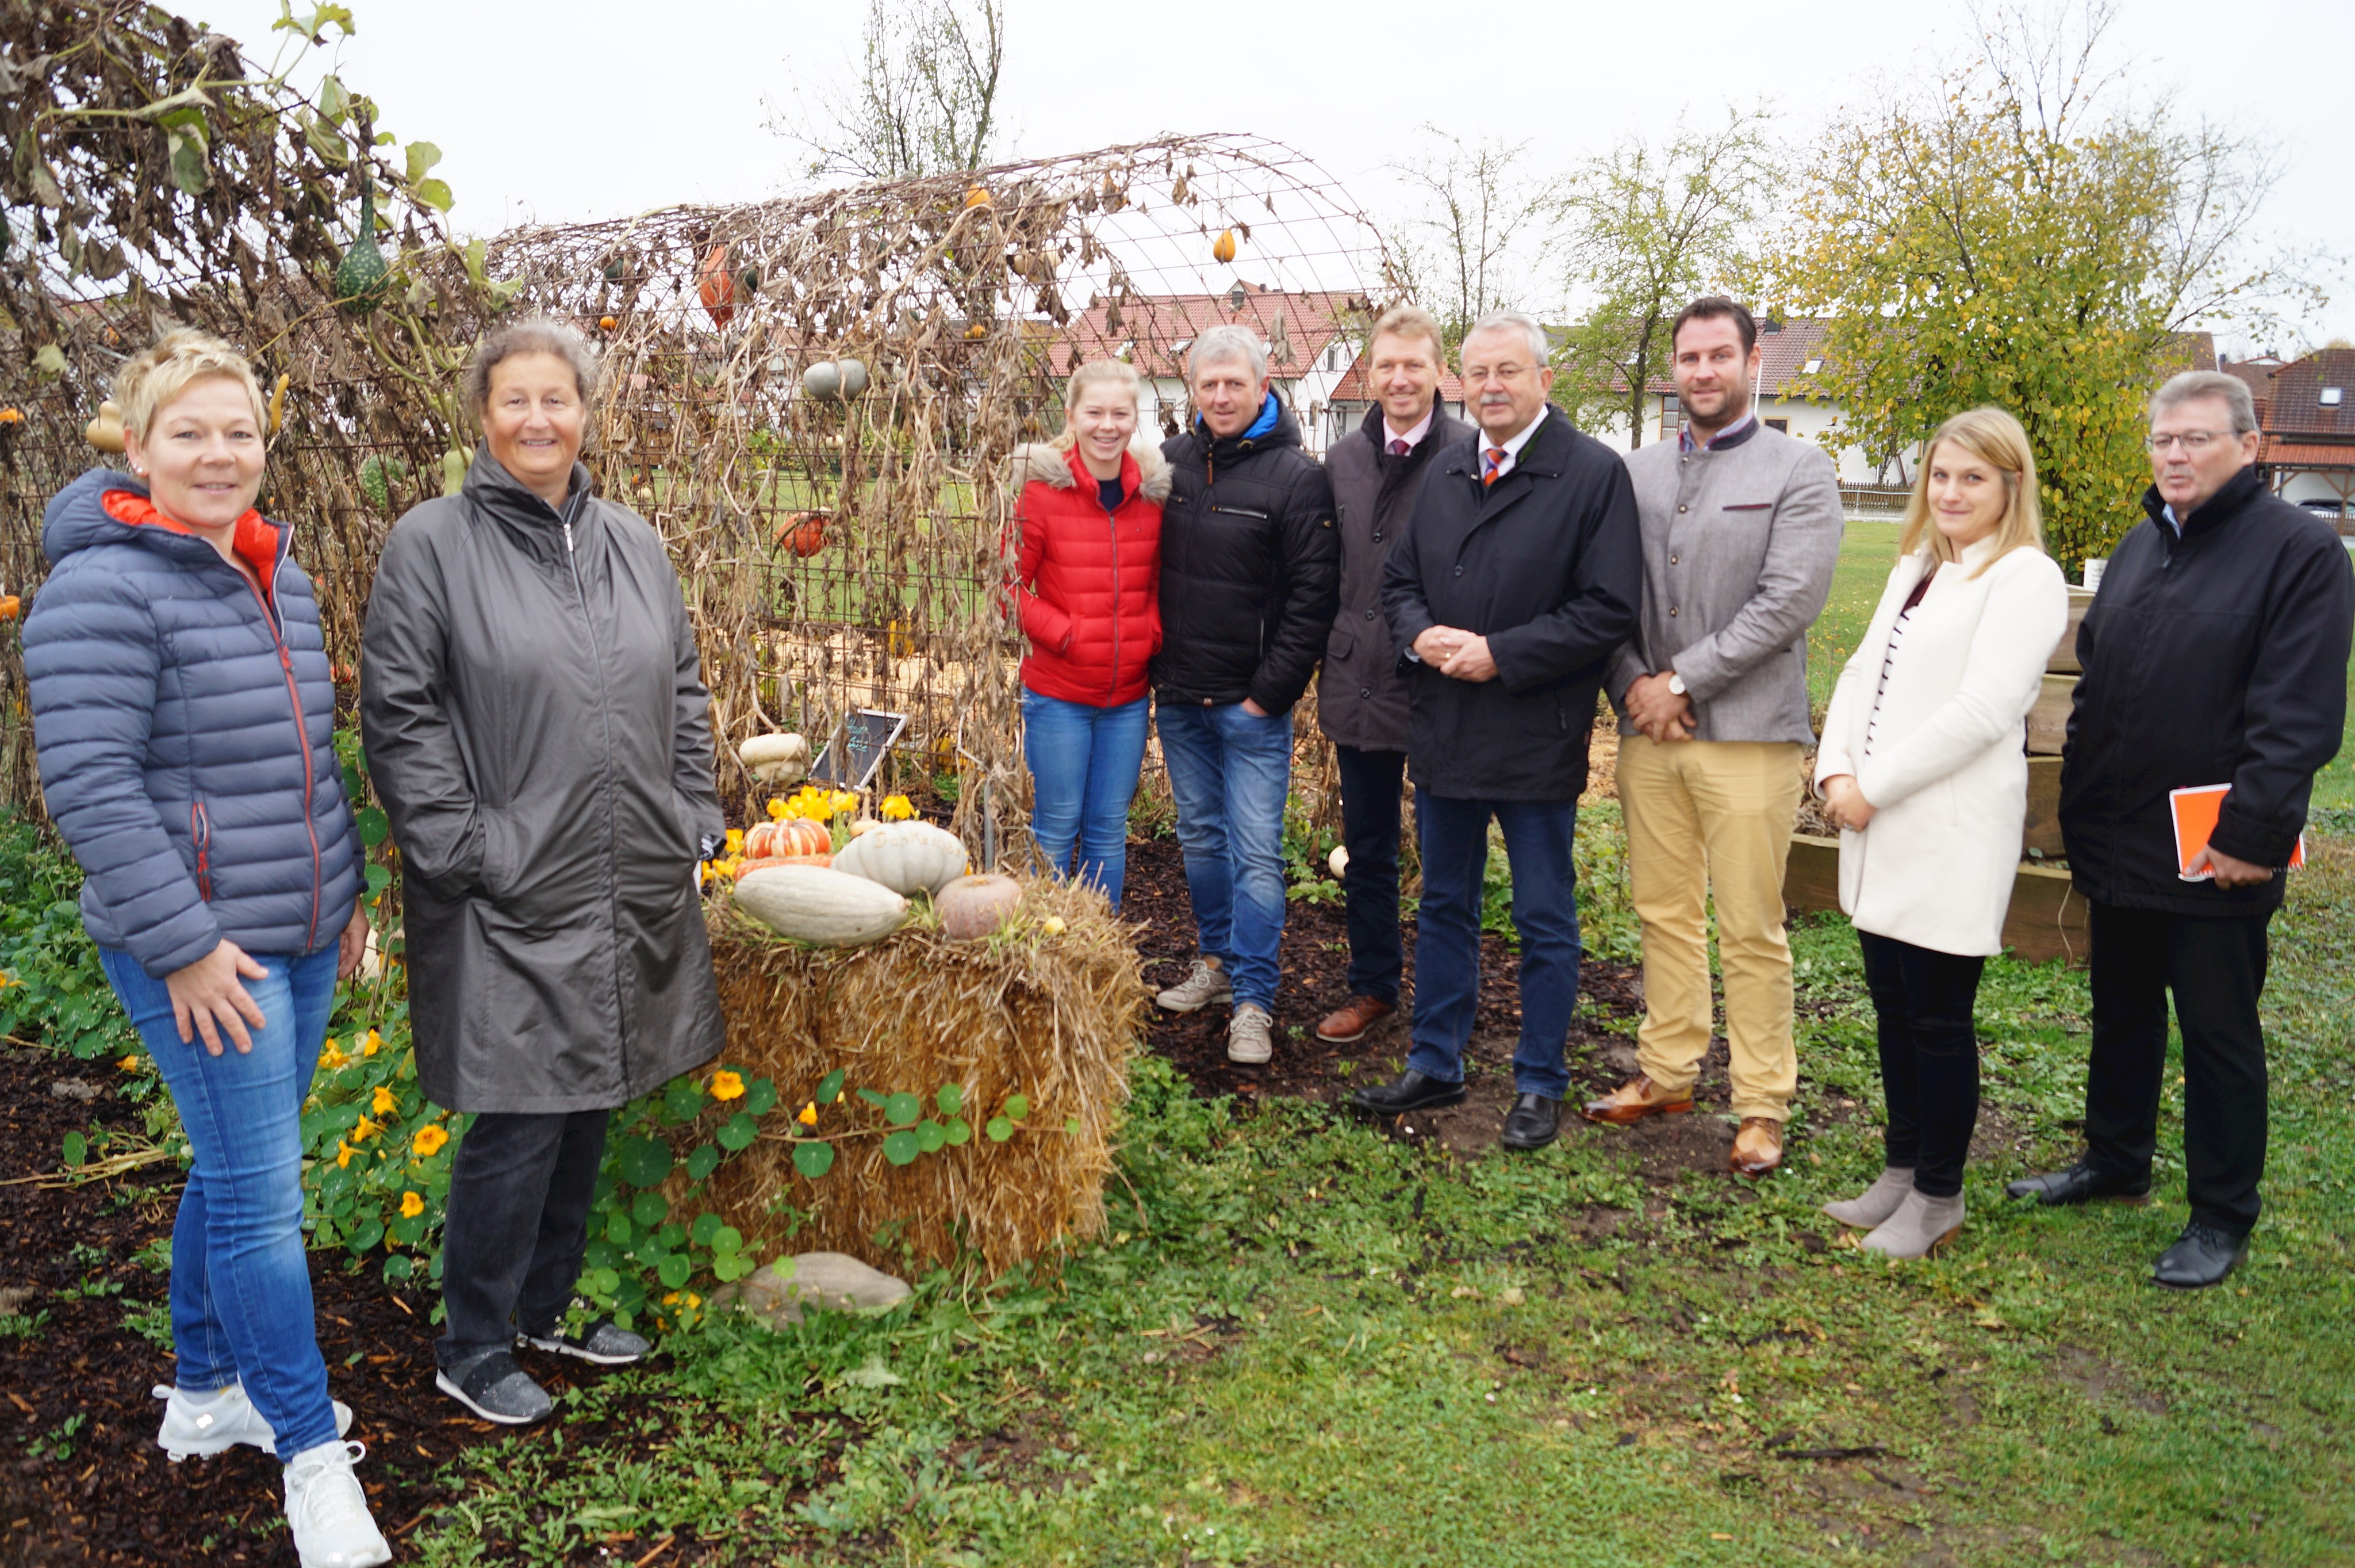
[733,865,907,946]
[831,821,968,896]
[738,731,810,787]
[936,873,1022,940]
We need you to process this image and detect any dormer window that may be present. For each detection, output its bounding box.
[1802,358,1823,374]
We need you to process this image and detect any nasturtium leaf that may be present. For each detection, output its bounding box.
[685,1144,720,1183]
[662,1078,705,1124]
[745,1076,778,1117]
[713,1251,755,1282]
[1003,1094,1030,1121]
[615,1135,672,1188]
[711,1224,743,1255]
[365,863,393,896]
[944,1117,970,1146]
[657,1222,686,1250]
[792,1141,835,1179]
[350,1217,384,1252]
[60,1132,86,1168]
[690,1212,721,1247]
[818,1069,846,1104]
[915,1119,946,1154]
[656,1253,691,1289]
[935,1084,964,1116]
[883,1129,919,1166]
[883,1092,921,1127]
[631,1191,668,1228]
[355,806,390,847]
[856,1086,888,1109]
[582,1239,620,1271]
[389,1214,425,1246]
[717,1111,758,1151]
[589,1266,622,1297]
[604,1210,633,1245]
[985,1115,1013,1143]
[382,1254,413,1283]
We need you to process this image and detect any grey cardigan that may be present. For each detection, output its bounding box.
[1606,422,1844,743]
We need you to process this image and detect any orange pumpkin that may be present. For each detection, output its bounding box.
[775,509,829,558]
[696,245,736,329]
[964,186,991,210]
[0,596,19,622]
[598,313,618,331]
[735,851,831,877]
[745,817,831,860]
[1212,228,1238,264]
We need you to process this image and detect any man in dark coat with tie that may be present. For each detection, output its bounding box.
[1352,310,1641,1149]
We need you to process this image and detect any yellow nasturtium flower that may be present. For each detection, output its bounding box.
[413,1124,451,1158]
[334,1139,355,1170]
[711,1069,746,1101]
[371,1084,397,1117]
[319,1039,347,1071]
[725,827,745,853]
[881,794,915,821]
[363,1029,383,1057]
[352,1114,381,1143]
[117,1054,140,1073]
[398,1191,425,1219]
[797,1101,818,1126]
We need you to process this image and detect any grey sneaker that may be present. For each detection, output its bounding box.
[153,1381,352,1462]
[1156,955,1232,1013]
[1823,1166,1917,1230]
[521,1318,650,1366]
[1226,1003,1274,1065]
[282,1439,392,1568]
[435,1348,554,1425]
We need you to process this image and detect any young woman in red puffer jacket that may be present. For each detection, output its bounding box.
[1010,358,1169,909]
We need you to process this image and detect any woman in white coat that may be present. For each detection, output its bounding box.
[1815,407,2068,1258]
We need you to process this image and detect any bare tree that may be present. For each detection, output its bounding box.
[772,0,1006,185]
[1383,131,1563,348]
[1551,108,1779,447]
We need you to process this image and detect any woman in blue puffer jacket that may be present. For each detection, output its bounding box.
[24,332,389,1568]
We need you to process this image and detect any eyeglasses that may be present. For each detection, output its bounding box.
[2144,431,2234,454]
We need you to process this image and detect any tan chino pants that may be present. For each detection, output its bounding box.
[1616,735,1805,1121]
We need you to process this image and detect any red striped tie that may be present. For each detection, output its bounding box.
[1483,447,1506,486]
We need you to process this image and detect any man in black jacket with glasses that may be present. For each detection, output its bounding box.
[2010,369,2353,1289]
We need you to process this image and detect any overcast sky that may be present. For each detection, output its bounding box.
[186,0,2352,353]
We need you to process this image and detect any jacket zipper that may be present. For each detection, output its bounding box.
[190,803,213,902]
[563,502,632,1077]
[1105,492,1122,703]
[239,559,323,952]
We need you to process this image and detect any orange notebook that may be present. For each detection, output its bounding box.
[2170,784,2304,881]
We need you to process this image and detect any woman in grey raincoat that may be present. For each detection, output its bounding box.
[360,319,726,1425]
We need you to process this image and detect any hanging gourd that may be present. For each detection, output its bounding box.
[1212,228,1238,264]
[775,510,829,558]
[964,186,992,210]
[85,400,125,454]
[966,322,988,340]
[333,139,391,316]
[697,244,737,330]
[835,358,869,397]
[265,373,289,436]
[598,313,617,332]
[602,252,628,284]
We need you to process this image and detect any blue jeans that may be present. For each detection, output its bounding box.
[99,945,343,1455]
[1407,794,1582,1099]
[1157,701,1293,1011]
[1022,688,1150,910]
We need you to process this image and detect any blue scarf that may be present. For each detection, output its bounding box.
[1200,393,1282,443]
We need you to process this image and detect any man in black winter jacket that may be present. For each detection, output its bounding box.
[1149,324,1341,1068]
[1313,304,1473,1047]
[2010,370,2354,1290]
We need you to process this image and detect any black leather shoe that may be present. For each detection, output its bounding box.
[1349,1069,1466,1117]
[2153,1221,2249,1290]
[1500,1092,1561,1151]
[2004,1160,2151,1206]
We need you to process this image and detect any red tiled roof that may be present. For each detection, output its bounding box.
[1049,283,1363,381]
[1584,316,1839,398]
[2260,439,2355,469]
[1326,345,1465,404]
[2264,350,2355,439]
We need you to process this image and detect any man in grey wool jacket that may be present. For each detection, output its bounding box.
[1585,296,1844,1180]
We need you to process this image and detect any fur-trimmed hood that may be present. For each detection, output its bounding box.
[1010,439,1172,504]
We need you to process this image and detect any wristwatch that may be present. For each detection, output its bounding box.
[1665,671,1687,697]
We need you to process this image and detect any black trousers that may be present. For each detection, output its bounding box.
[1857,930,1986,1198]
[2084,901,2272,1236]
[1333,745,1407,1006]
[436,1107,611,1370]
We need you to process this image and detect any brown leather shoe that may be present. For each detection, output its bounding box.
[1730,1116,1784,1178]
[1579,1075,1695,1125]
[1315,995,1395,1044]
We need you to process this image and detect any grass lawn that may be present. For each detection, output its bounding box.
[383,818,2355,1566]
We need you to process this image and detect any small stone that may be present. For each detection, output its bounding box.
[48,1079,99,1102]
[713,1251,911,1329]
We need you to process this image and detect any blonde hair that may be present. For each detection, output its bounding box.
[112,329,267,443]
[1053,358,1144,451]
[1368,302,1445,366]
[1897,407,2047,577]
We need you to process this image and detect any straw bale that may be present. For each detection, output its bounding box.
[696,873,1148,1277]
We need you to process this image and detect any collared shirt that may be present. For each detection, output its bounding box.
[1679,410,1757,454]
[2161,502,2181,538]
[1383,405,1436,454]
[1477,404,1549,483]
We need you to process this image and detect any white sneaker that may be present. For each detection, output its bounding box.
[1156,955,1233,1013]
[153,1382,354,1461]
[283,1439,393,1568]
[1226,1003,1274,1065]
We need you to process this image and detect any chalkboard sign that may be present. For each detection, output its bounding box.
[808,709,908,791]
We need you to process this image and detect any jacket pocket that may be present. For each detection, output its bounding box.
[1721,501,1773,512]
[1327,628,1355,664]
[190,803,213,902]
